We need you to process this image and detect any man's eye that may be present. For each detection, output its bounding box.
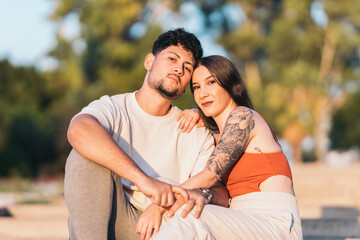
[185,67,192,73]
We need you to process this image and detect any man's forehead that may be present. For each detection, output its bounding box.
[162,46,195,65]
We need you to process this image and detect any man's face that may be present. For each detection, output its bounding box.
[145,45,196,100]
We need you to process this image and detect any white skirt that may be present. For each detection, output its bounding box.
[153,192,303,240]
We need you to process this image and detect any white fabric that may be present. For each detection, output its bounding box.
[154,192,303,240]
[75,91,215,210]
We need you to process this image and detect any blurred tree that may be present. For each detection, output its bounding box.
[187,0,360,163]
[47,0,169,172]
[264,0,360,162]
[330,89,360,149]
[0,60,57,177]
[50,0,163,96]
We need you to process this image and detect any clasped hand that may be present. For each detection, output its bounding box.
[136,188,208,240]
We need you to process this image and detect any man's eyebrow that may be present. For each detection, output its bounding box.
[169,51,195,67]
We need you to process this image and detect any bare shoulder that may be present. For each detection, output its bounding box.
[226,106,256,133]
[228,106,254,123]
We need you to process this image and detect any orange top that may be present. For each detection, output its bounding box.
[221,151,292,199]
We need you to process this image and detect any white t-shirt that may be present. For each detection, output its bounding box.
[76,92,215,210]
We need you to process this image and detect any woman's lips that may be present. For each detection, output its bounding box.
[201,101,213,107]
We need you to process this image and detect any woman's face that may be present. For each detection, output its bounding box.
[192,65,235,118]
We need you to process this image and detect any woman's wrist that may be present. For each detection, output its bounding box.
[199,187,213,203]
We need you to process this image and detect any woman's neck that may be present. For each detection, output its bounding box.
[213,104,238,135]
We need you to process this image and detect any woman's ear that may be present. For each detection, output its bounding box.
[144,53,155,70]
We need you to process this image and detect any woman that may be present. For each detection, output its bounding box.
[153,55,302,239]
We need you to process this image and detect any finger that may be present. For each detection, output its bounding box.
[135,221,142,234]
[181,122,190,132]
[179,116,190,131]
[186,119,197,133]
[166,197,186,218]
[154,222,160,235]
[172,186,189,202]
[145,226,153,240]
[178,118,186,130]
[167,191,174,207]
[194,200,205,218]
[176,111,185,121]
[160,192,167,207]
[181,200,195,218]
[140,224,147,240]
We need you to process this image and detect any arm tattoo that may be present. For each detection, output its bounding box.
[207,107,255,176]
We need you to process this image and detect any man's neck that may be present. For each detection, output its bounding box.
[135,88,173,116]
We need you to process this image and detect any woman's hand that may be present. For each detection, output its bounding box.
[177,108,205,133]
[136,204,164,240]
[166,188,208,219]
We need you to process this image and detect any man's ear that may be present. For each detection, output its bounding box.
[144,53,155,70]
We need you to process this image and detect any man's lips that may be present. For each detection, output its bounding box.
[201,101,213,107]
[167,74,180,84]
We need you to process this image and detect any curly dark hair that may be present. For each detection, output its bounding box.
[152,28,203,64]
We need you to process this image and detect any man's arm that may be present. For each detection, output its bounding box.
[67,114,187,207]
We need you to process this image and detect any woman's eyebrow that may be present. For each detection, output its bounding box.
[192,75,213,85]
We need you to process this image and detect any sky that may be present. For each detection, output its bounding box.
[0,0,229,72]
[0,0,327,72]
[0,0,60,70]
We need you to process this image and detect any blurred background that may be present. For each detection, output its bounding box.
[0,0,359,239]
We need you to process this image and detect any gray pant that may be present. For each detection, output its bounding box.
[64,149,141,240]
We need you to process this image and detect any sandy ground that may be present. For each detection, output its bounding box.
[0,162,359,240]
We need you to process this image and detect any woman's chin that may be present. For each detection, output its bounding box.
[202,111,213,118]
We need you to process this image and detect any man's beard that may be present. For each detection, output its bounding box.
[156,82,180,100]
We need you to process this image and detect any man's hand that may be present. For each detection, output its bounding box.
[166,188,208,219]
[136,177,189,207]
[136,204,164,240]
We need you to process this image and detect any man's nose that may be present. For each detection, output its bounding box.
[174,64,184,76]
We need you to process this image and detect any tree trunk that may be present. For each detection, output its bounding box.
[314,98,331,162]
[244,60,262,93]
[283,122,306,164]
[314,26,336,162]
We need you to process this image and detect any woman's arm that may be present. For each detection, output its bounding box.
[182,107,255,189]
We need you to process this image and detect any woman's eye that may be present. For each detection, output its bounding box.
[208,80,216,85]
[193,85,199,90]
[169,57,175,61]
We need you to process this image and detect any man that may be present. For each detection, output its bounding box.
[64,28,229,240]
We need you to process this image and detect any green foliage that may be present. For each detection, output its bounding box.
[330,89,360,149]
[1,0,359,176]
[0,60,58,177]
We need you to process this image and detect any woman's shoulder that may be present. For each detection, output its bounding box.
[230,106,265,125]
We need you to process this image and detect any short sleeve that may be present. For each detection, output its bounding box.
[73,95,122,134]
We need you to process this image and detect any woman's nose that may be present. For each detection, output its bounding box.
[199,86,208,99]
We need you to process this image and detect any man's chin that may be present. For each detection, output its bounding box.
[158,88,181,100]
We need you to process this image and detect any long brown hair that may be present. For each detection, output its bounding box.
[190,55,254,131]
